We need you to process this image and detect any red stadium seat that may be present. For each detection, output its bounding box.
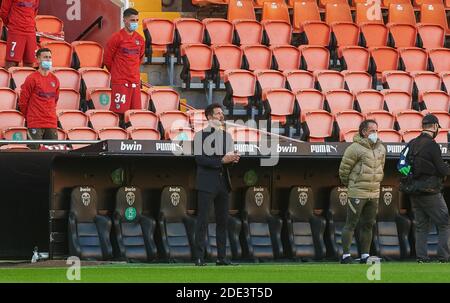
[86,88,112,111]
[315,70,344,93]
[299,45,330,72]
[52,68,81,91]
[124,110,159,129]
[355,90,385,113]
[420,91,450,112]
[340,46,370,72]
[359,23,389,48]
[0,67,10,87]
[325,89,355,114]
[369,47,399,80]
[9,67,35,91]
[2,127,27,140]
[148,87,180,114]
[396,110,424,131]
[382,90,412,113]
[304,110,334,142]
[223,69,256,111]
[142,18,175,63]
[203,18,234,45]
[262,20,292,46]
[233,20,263,46]
[180,44,213,88]
[227,0,256,21]
[159,111,190,139]
[342,71,372,93]
[284,70,315,92]
[227,126,261,142]
[262,88,296,126]
[40,41,72,68]
[242,45,272,71]
[212,44,243,83]
[416,24,445,49]
[378,129,402,142]
[0,110,25,132]
[382,71,413,95]
[66,127,98,149]
[72,41,103,68]
[86,110,119,130]
[97,127,129,140]
[387,24,417,48]
[428,48,450,73]
[56,88,80,112]
[58,110,88,129]
[127,127,161,140]
[35,15,64,37]
[271,45,301,72]
[261,1,290,24]
[0,88,17,110]
[295,89,325,121]
[335,110,365,141]
[365,110,396,129]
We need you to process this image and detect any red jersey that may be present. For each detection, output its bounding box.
[103,28,145,85]
[19,71,60,128]
[0,0,39,34]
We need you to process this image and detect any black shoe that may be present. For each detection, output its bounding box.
[340,256,354,264]
[216,259,235,266]
[195,259,207,266]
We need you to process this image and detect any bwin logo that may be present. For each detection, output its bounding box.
[277,144,298,153]
[120,141,142,151]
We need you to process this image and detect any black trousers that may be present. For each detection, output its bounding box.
[194,179,229,261]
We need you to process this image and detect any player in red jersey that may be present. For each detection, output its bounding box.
[19,48,60,148]
[0,0,40,68]
[103,8,145,120]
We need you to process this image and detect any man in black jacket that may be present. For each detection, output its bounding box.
[408,114,450,263]
[193,103,240,266]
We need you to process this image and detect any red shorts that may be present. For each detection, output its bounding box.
[110,83,141,114]
[6,32,37,64]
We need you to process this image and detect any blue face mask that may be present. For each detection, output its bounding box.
[41,60,52,70]
[128,22,138,32]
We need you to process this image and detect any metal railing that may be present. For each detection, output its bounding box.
[74,16,104,41]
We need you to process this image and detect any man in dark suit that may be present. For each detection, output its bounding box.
[193,103,240,266]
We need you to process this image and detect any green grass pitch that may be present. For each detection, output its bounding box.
[0,262,450,283]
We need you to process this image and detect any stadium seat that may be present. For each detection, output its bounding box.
[232,20,263,46]
[398,48,428,72]
[139,90,151,110]
[382,90,412,113]
[97,127,129,140]
[142,18,175,63]
[255,0,285,9]
[331,23,360,51]
[56,88,80,112]
[365,110,396,129]
[148,87,180,114]
[402,129,422,142]
[327,187,359,258]
[261,1,290,24]
[303,110,334,142]
[255,70,286,98]
[293,1,330,44]
[262,88,296,127]
[396,110,424,131]
[2,127,27,140]
[36,15,64,38]
[180,44,213,89]
[86,110,119,130]
[412,71,441,100]
[339,46,370,72]
[369,47,399,80]
[57,128,67,140]
[295,89,325,121]
[0,88,17,110]
[262,20,292,46]
[342,71,372,93]
[355,2,383,25]
[159,111,190,140]
[388,3,416,25]
[335,110,365,141]
[9,67,35,91]
[174,18,205,53]
[378,129,402,142]
[203,18,234,46]
[342,129,359,142]
[373,186,411,259]
[301,21,331,47]
[212,44,243,85]
[441,72,450,94]
[299,45,330,72]
[223,69,256,115]
[324,89,355,114]
[53,68,81,91]
[227,126,261,142]
[86,88,112,111]
[72,41,104,69]
[58,110,88,129]
[315,70,344,93]
[124,110,159,130]
[79,68,111,100]
[40,41,72,68]
[284,70,315,92]
[416,24,445,49]
[428,48,450,73]
[0,144,29,150]
[355,90,385,113]
[227,0,256,21]
[428,111,450,129]
[157,186,196,261]
[127,127,161,140]
[242,45,272,71]
[387,24,417,48]
[271,45,301,72]
[241,186,283,260]
[420,91,450,112]
[66,127,98,149]
[113,186,157,261]
[420,3,449,35]
[0,41,6,68]
[0,110,25,132]
[68,186,113,260]
[325,2,353,24]
[0,67,10,87]
[359,23,389,48]
[382,71,413,95]
[168,127,195,141]
[283,186,326,260]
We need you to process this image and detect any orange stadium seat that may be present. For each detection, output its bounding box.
[57,110,88,129]
[420,91,450,112]
[86,88,112,111]
[420,3,449,35]
[271,45,301,72]
[284,70,315,92]
[355,89,385,113]
[359,23,389,48]
[378,129,402,142]
[261,2,290,24]
[387,24,417,48]
[325,2,353,24]
[35,15,64,37]
[86,110,119,130]
[56,88,80,112]
[343,129,359,142]
[124,110,159,129]
[97,127,129,140]
[411,71,441,98]
[262,88,296,126]
[2,127,27,140]
[382,71,413,94]
[0,110,25,132]
[9,67,35,91]
[57,128,67,140]
[428,111,450,128]
[66,127,98,149]
[255,70,286,97]
[227,127,261,142]
[396,110,424,131]
[416,24,445,49]
[388,3,416,25]
[159,111,191,139]
[0,67,10,87]
[174,18,205,46]
[340,46,370,72]
[52,68,81,91]
[254,0,285,8]
[293,1,331,44]
[413,0,442,7]
[148,87,180,114]
[331,22,360,49]
[402,129,422,142]
[355,2,383,25]
[440,72,450,93]
[293,0,321,31]
[0,88,17,110]
[233,20,263,46]
[180,44,213,88]
[203,18,234,45]
[303,110,334,142]
[369,47,399,80]
[365,110,396,129]
[382,90,412,113]
[299,45,330,72]
[0,40,6,68]
[72,41,104,69]
[140,90,151,110]
[342,71,373,93]
[223,69,256,114]
[227,0,256,21]
[325,89,355,114]
[127,127,161,140]
[168,127,195,141]
[295,89,325,121]
[398,48,428,72]
[40,41,72,68]
[242,45,272,71]
[428,48,450,73]
[212,44,243,84]
[315,70,345,93]
[335,110,365,141]
[262,20,292,46]
[142,18,175,63]
[79,68,111,98]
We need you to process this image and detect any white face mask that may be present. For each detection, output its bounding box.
[368,133,378,144]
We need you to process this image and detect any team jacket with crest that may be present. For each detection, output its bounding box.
[0,0,39,34]
[103,28,145,85]
[19,71,60,128]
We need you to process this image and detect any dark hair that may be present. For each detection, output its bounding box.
[123,8,139,18]
[358,119,378,137]
[205,103,223,120]
[36,48,51,58]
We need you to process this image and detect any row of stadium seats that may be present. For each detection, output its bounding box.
[68,185,437,262]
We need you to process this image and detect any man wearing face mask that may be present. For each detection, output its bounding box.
[19,48,59,149]
[406,114,450,263]
[103,8,144,121]
[339,119,386,264]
